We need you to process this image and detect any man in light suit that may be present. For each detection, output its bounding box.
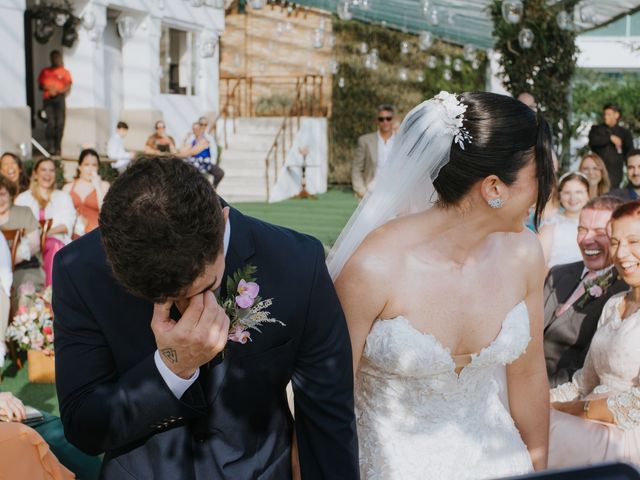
[351,104,396,198]
[544,195,628,387]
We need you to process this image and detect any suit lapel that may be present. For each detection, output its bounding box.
[203,206,255,434]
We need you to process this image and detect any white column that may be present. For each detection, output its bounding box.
[0,0,31,154]
[61,0,109,156]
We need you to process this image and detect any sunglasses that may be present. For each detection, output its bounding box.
[378,116,393,122]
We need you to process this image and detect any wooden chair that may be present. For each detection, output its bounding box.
[38,219,53,254]
[1,228,25,370]
[1,228,24,271]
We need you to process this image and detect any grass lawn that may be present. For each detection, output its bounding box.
[1,186,358,415]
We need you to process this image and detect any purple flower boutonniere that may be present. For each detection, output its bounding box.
[576,270,614,309]
[220,264,284,346]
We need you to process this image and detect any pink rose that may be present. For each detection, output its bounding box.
[228,326,251,344]
[589,285,603,298]
[235,279,259,309]
[43,326,53,335]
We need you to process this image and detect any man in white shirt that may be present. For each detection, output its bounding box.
[351,104,396,198]
[106,121,135,172]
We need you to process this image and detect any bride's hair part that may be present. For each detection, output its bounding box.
[432,92,555,230]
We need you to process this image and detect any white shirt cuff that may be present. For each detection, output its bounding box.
[154,350,199,399]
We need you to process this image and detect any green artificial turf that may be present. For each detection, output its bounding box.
[1,187,358,415]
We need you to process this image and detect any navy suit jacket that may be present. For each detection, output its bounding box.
[53,207,359,479]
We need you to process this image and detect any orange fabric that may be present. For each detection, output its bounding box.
[0,422,75,479]
[70,183,99,236]
[38,67,72,100]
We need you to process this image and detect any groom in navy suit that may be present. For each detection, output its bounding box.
[53,157,359,479]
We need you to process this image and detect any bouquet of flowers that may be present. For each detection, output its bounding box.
[6,283,54,355]
[220,264,284,345]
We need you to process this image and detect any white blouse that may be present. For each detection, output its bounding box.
[15,190,77,245]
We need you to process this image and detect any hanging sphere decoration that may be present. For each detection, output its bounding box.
[338,77,345,88]
[578,3,597,25]
[329,58,339,74]
[360,0,370,11]
[463,44,476,62]
[518,28,534,49]
[453,58,463,72]
[501,0,523,24]
[418,31,433,51]
[337,0,352,21]
[471,58,480,70]
[443,69,452,81]
[421,0,430,17]
[417,72,425,82]
[427,55,437,69]
[400,40,410,55]
[556,10,572,30]
[427,7,439,26]
[359,42,369,54]
[398,68,408,82]
[443,54,451,66]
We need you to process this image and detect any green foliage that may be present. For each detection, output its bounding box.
[572,70,640,140]
[490,0,580,169]
[330,19,487,184]
[255,94,294,116]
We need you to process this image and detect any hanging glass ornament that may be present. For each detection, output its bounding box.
[447,11,456,26]
[578,3,597,25]
[443,54,451,66]
[471,58,480,70]
[312,28,324,49]
[426,7,439,26]
[463,44,476,62]
[453,58,462,72]
[351,0,361,6]
[338,77,345,88]
[337,0,352,21]
[364,54,373,70]
[501,0,523,24]
[427,55,437,69]
[518,28,534,49]
[359,42,369,54]
[417,72,425,82]
[361,0,371,11]
[398,68,408,82]
[330,58,339,74]
[55,12,70,26]
[556,10,572,30]
[443,69,452,81]
[418,31,433,51]
[421,0,430,17]
[400,40,410,55]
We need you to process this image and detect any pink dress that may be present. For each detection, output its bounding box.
[549,292,640,467]
[40,208,64,287]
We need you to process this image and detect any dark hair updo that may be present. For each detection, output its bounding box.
[433,92,555,230]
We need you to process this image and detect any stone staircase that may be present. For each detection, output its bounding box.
[215,117,289,203]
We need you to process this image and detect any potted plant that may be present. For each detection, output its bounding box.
[6,283,55,383]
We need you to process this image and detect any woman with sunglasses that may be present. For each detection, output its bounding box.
[144,120,176,155]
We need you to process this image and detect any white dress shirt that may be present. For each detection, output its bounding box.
[107,133,131,171]
[154,219,231,399]
[376,132,395,179]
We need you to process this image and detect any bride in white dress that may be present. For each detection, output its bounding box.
[328,92,555,479]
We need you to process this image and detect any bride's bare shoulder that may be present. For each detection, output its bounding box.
[502,228,545,270]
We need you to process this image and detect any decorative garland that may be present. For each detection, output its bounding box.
[29,0,80,48]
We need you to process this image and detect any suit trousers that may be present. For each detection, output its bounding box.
[44,95,66,155]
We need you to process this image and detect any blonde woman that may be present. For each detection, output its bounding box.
[538,172,590,268]
[15,158,75,286]
[579,152,610,198]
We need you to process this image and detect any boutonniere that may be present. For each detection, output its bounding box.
[576,270,614,309]
[220,264,284,345]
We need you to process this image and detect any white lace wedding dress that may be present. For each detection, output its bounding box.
[356,301,534,479]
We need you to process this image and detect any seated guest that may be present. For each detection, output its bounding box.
[0,175,43,294]
[0,422,74,479]
[549,199,640,468]
[609,149,640,201]
[539,172,590,268]
[107,121,135,172]
[0,152,29,194]
[543,195,627,387]
[144,121,176,155]
[15,158,75,287]
[179,119,224,187]
[0,235,11,366]
[0,391,101,479]
[62,148,110,239]
[579,153,610,199]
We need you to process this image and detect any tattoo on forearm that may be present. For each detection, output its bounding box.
[161,348,178,364]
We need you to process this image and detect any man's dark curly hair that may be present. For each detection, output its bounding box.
[99,157,225,303]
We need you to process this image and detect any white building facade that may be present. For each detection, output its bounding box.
[0,0,225,157]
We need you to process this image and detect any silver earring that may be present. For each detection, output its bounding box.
[488,198,504,209]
